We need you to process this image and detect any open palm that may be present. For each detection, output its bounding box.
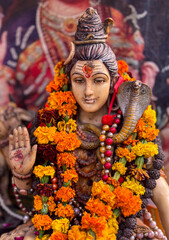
[9,127,37,175]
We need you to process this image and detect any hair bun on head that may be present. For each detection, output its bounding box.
[74,7,113,45]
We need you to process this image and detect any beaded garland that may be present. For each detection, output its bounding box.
[30,60,166,240]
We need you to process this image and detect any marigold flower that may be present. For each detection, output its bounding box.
[56,186,75,202]
[47,196,56,213]
[122,72,135,82]
[33,165,55,179]
[112,162,127,175]
[32,214,52,230]
[34,126,57,144]
[61,169,78,184]
[68,225,87,240]
[35,183,53,197]
[142,105,157,127]
[117,60,128,75]
[57,152,76,168]
[55,203,74,220]
[123,135,139,146]
[91,181,116,208]
[49,231,68,240]
[85,198,112,220]
[57,119,77,133]
[54,60,64,74]
[81,212,107,238]
[137,125,159,142]
[107,215,119,235]
[107,178,120,187]
[54,131,81,152]
[135,118,146,133]
[48,91,77,118]
[52,218,70,233]
[46,80,60,93]
[131,142,158,158]
[113,186,142,217]
[130,167,149,181]
[121,176,145,195]
[116,147,136,162]
[34,195,42,211]
[38,108,59,125]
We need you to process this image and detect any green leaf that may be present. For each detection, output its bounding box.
[63,180,71,187]
[40,176,49,184]
[38,230,45,238]
[113,208,121,218]
[62,84,68,91]
[41,203,49,214]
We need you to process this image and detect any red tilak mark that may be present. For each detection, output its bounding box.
[14,150,23,162]
[82,63,94,78]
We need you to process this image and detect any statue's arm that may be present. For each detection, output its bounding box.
[152,176,169,239]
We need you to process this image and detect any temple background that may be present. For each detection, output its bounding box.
[0,0,169,164]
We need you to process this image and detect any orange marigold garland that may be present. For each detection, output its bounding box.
[31,60,162,239]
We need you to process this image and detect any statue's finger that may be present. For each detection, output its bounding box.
[13,128,19,149]
[18,126,24,148]
[31,144,37,165]
[9,134,14,151]
[23,127,30,150]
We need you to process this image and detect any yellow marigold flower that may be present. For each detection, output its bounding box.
[56,186,75,202]
[91,181,116,208]
[47,196,56,213]
[34,195,42,211]
[116,147,136,162]
[65,119,77,133]
[57,152,76,168]
[85,198,112,220]
[34,126,57,144]
[107,215,119,235]
[112,162,127,175]
[52,218,70,234]
[57,121,66,132]
[68,225,87,240]
[32,214,52,230]
[131,142,158,158]
[122,176,145,195]
[142,105,157,127]
[57,119,77,133]
[61,169,78,184]
[55,203,74,220]
[33,165,55,179]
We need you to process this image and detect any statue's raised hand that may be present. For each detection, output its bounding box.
[9,126,37,176]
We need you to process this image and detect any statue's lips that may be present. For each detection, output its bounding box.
[83,98,97,104]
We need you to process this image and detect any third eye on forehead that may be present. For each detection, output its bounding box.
[75,62,104,74]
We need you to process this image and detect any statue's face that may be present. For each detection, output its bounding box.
[70,60,110,113]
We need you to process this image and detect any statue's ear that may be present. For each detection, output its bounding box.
[116,81,152,118]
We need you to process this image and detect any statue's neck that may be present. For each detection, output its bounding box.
[78,105,108,128]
